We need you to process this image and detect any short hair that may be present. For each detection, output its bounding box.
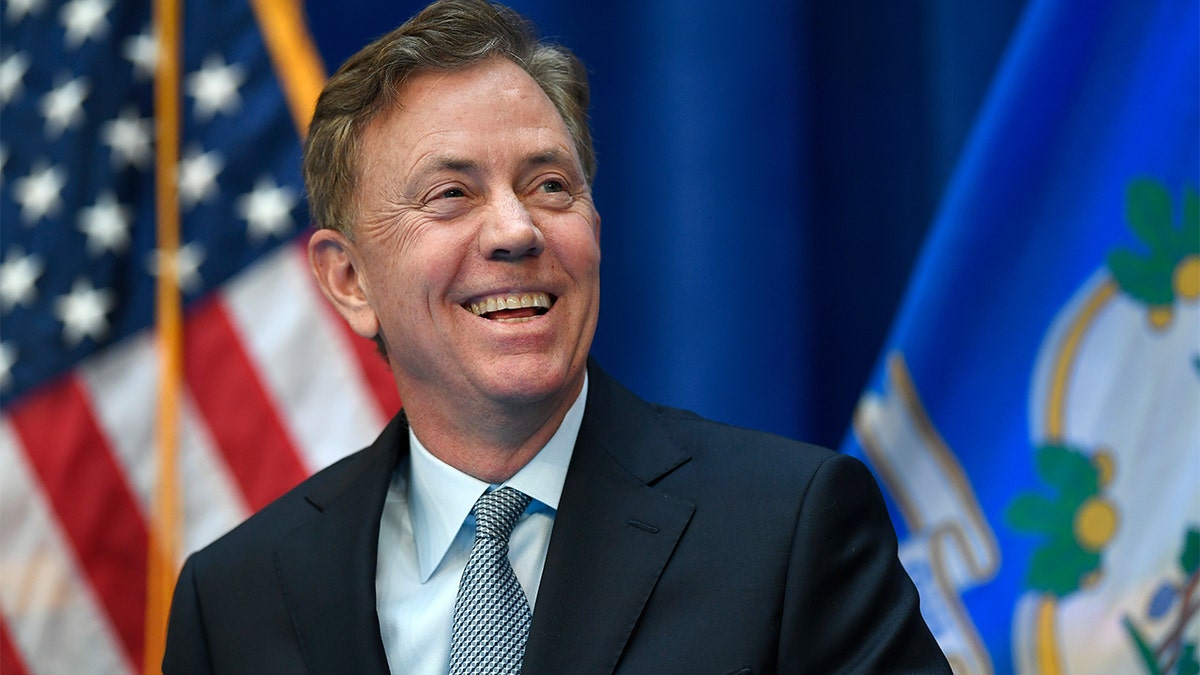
[303,0,595,235]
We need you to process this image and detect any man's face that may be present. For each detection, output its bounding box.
[334,58,600,419]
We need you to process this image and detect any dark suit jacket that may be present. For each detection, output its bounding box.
[163,361,949,674]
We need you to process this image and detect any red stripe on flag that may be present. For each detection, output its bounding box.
[184,296,309,511]
[292,234,402,420]
[6,377,147,667]
[1,613,30,675]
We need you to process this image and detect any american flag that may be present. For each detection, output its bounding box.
[0,0,400,672]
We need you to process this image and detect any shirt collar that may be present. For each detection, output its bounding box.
[407,374,587,582]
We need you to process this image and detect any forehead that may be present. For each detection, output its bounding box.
[362,57,573,157]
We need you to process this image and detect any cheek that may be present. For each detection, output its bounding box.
[354,231,414,311]
[362,223,471,311]
[555,220,602,277]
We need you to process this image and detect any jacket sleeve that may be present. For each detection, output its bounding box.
[162,555,216,675]
[779,452,952,673]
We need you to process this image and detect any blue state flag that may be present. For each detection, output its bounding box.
[841,0,1199,672]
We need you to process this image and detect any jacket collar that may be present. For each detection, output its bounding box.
[273,412,407,675]
[271,361,695,674]
[523,360,695,674]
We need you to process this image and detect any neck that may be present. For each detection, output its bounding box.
[401,378,583,484]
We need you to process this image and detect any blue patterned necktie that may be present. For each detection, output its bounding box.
[449,487,534,675]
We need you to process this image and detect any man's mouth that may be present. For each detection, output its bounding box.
[465,292,554,322]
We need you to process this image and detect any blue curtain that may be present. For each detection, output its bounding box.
[304,0,1025,447]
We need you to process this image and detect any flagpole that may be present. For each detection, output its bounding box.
[145,0,184,668]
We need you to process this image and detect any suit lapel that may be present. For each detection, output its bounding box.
[268,365,691,674]
[273,414,407,675]
[523,363,695,675]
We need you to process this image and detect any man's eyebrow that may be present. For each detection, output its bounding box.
[524,149,575,168]
[417,155,480,175]
[437,157,479,172]
[404,155,481,190]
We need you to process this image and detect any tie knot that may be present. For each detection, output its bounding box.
[471,487,531,541]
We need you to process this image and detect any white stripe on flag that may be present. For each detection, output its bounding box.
[221,243,387,472]
[78,332,251,557]
[0,417,133,675]
[178,390,256,555]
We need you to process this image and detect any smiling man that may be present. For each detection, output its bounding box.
[309,57,601,485]
[163,1,949,673]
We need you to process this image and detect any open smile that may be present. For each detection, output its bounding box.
[464,291,555,322]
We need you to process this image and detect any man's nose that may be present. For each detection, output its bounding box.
[480,194,545,260]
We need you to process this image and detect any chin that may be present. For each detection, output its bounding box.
[476,355,583,405]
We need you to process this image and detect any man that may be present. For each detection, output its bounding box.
[163,1,951,672]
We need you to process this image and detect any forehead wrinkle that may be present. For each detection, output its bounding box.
[403,152,483,194]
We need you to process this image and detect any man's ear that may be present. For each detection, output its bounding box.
[308,228,380,340]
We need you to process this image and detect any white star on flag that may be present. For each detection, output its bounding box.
[4,0,45,24]
[146,242,206,293]
[59,0,112,49]
[101,106,153,169]
[78,192,132,255]
[12,162,67,225]
[0,51,30,106]
[40,75,90,138]
[179,146,224,208]
[0,341,15,390]
[236,177,298,242]
[123,29,158,80]
[53,277,116,346]
[187,54,245,120]
[0,247,44,312]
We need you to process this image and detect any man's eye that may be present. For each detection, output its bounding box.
[540,180,565,193]
[440,187,466,199]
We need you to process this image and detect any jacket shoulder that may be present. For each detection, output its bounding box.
[186,413,405,574]
[650,403,843,476]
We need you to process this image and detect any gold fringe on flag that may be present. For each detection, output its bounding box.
[250,0,328,138]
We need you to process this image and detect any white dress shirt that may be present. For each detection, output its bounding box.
[376,376,586,675]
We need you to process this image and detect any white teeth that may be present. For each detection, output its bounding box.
[468,292,551,316]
